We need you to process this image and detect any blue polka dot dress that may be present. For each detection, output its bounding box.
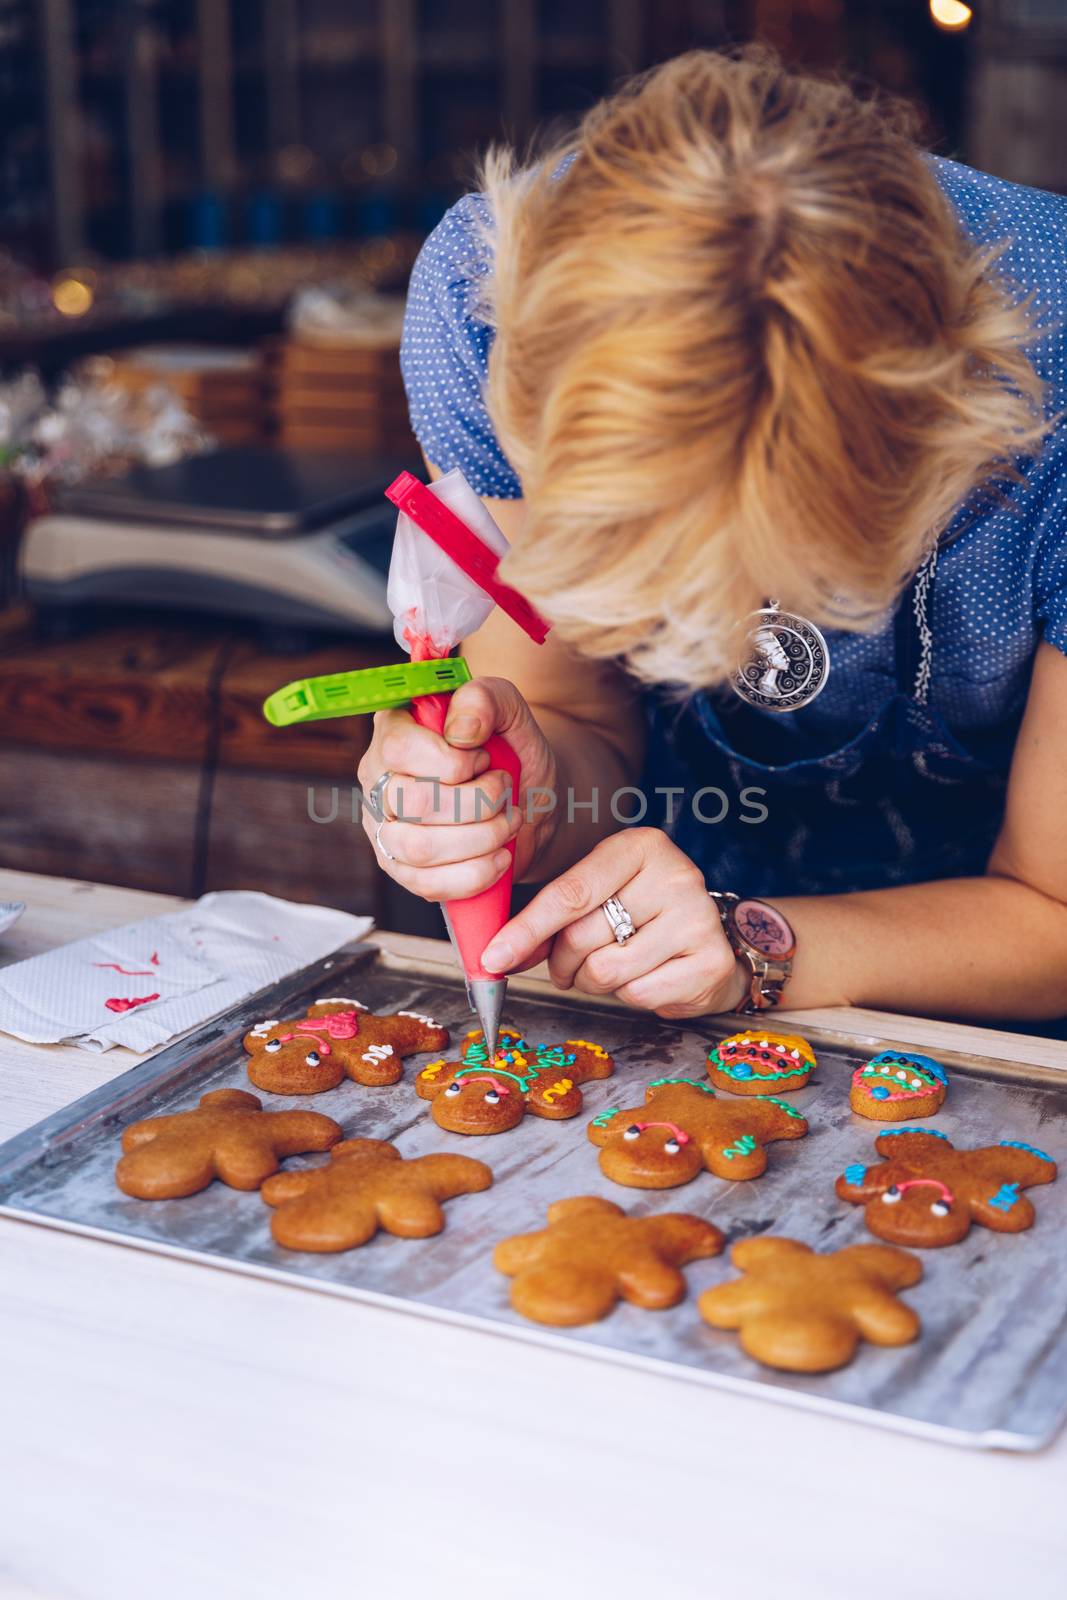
[400,159,1067,896]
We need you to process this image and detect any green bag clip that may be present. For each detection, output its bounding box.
[262,657,472,727]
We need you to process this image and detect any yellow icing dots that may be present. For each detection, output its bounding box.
[568,1040,609,1059]
[500,1049,527,1069]
[420,1059,447,1079]
[541,1078,573,1103]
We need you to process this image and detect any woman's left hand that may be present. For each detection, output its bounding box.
[480,828,747,1018]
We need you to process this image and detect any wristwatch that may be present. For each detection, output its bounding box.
[708,891,796,1012]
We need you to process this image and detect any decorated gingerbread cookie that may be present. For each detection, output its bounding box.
[699,1237,922,1372]
[261,1137,492,1252]
[836,1128,1057,1247]
[588,1077,807,1189]
[494,1196,724,1326]
[416,1027,614,1135]
[706,1029,816,1095]
[243,997,448,1095]
[850,1049,948,1121]
[115,1087,342,1200]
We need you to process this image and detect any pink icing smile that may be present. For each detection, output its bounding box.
[278,1030,332,1056]
[455,1074,511,1096]
[892,1178,954,1204]
[632,1120,690,1145]
[275,1011,363,1057]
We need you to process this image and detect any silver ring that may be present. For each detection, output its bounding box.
[602,895,636,945]
[368,770,392,822]
[374,818,397,863]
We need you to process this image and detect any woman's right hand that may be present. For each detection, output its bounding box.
[356,675,559,902]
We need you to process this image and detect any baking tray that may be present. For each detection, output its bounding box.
[1,942,1064,1453]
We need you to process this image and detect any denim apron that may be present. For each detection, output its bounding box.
[643,560,1018,897]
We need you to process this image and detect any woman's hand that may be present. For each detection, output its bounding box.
[481,828,747,1018]
[356,676,559,902]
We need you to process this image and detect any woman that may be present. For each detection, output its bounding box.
[360,49,1067,1025]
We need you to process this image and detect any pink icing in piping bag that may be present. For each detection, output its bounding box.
[384,471,550,1056]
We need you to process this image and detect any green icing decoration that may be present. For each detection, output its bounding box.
[757,1094,806,1120]
[591,1107,621,1128]
[648,1076,715,1094]
[722,1134,758,1160]
[708,1046,807,1083]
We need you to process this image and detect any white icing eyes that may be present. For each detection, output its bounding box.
[445,1083,462,1097]
[664,1138,682,1155]
[484,1090,501,1105]
[623,1125,641,1142]
[265,1039,281,1053]
[305,1052,320,1067]
[930,1201,950,1217]
[882,1187,902,1205]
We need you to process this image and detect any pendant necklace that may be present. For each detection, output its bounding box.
[730,601,831,712]
[731,545,939,714]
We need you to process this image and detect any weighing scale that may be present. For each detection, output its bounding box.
[20,446,409,636]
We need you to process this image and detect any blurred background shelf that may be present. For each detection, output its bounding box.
[8,0,1065,281]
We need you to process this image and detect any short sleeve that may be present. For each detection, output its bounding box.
[400,193,523,498]
[1033,434,1067,659]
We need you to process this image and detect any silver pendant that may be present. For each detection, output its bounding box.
[731,602,830,712]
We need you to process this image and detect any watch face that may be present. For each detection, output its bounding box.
[734,898,795,960]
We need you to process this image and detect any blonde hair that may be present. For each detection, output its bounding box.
[479,48,1046,690]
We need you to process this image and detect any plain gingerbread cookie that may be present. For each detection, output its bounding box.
[836,1128,1057,1247]
[416,1027,614,1135]
[115,1087,342,1199]
[699,1237,922,1372]
[493,1196,724,1326]
[588,1077,807,1189]
[244,996,448,1095]
[261,1137,492,1252]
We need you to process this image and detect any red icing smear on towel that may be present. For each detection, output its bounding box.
[105,993,160,1014]
[93,963,155,976]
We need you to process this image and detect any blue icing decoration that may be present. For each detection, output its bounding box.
[999,1139,1055,1163]
[871,1087,890,1100]
[868,1049,948,1086]
[731,1063,753,1079]
[987,1182,1020,1212]
[843,1163,867,1186]
[880,1126,949,1140]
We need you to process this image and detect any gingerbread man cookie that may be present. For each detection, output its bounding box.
[706,1029,816,1095]
[699,1237,922,1372]
[588,1077,807,1189]
[260,1137,492,1252]
[115,1088,342,1200]
[243,996,448,1095]
[416,1027,614,1135]
[494,1196,724,1326]
[850,1049,948,1121]
[836,1128,1057,1248]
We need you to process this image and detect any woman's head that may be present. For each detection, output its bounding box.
[480,48,1045,691]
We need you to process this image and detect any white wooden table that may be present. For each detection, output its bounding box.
[0,868,1064,1600]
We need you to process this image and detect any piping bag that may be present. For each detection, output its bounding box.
[262,467,549,1060]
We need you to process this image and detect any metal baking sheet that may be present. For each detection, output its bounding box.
[1,943,1065,1452]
